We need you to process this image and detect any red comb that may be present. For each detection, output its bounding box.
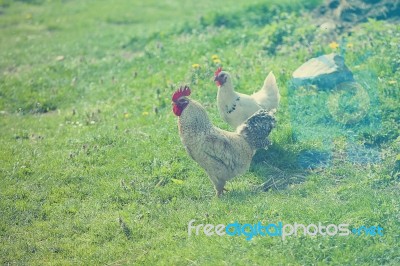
[172,85,191,102]
[214,67,222,77]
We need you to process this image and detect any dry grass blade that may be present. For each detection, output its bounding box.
[257,161,307,191]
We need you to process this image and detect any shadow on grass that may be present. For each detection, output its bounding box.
[250,144,331,192]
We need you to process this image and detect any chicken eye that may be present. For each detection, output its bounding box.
[178,98,187,104]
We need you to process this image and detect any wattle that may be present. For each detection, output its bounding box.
[173,104,182,116]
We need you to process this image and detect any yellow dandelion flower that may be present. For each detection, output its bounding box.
[192,63,200,69]
[123,112,130,118]
[171,178,184,185]
[142,111,149,116]
[213,58,221,64]
[211,54,219,60]
[346,43,353,48]
[329,41,339,49]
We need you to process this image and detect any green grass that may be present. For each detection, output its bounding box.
[1,0,399,264]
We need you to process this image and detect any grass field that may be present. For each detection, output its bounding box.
[1,0,399,264]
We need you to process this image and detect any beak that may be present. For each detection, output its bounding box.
[214,76,222,87]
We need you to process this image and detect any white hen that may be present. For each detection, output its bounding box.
[214,67,280,128]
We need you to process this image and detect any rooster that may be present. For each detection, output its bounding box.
[214,67,280,128]
[172,85,276,196]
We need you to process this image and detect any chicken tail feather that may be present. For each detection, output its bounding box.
[237,109,276,150]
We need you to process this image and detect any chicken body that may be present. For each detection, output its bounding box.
[173,86,275,196]
[178,100,253,195]
[215,70,280,128]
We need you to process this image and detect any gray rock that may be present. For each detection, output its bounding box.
[292,53,354,89]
